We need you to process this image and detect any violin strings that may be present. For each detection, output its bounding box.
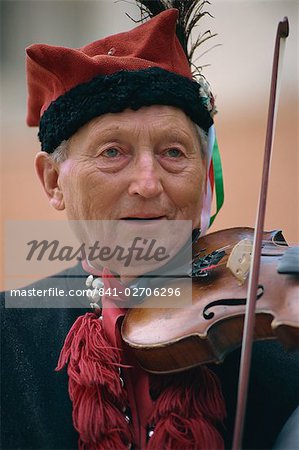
[193,238,290,263]
[195,238,287,252]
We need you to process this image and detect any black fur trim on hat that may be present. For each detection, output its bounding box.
[39,67,213,153]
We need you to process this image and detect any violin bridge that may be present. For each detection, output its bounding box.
[227,239,253,285]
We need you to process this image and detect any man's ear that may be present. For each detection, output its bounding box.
[35,152,65,211]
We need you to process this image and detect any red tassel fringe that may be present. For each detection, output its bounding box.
[55,312,132,450]
[56,312,226,449]
[147,366,226,450]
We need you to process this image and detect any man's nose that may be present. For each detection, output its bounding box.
[128,153,163,198]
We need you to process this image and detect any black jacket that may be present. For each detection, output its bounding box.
[1,265,298,449]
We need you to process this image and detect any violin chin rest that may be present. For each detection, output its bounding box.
[277,247,299,275]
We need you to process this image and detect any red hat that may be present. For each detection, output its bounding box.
[26,9,213,153]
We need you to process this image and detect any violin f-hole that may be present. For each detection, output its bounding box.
[202,285,264,320]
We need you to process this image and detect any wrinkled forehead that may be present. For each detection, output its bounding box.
[68,105,202,149]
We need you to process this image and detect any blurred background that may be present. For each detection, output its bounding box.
[1,0,298,289]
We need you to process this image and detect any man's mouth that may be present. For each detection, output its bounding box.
[121,216,166,220]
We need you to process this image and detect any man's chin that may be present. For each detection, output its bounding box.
[94,260,171,281]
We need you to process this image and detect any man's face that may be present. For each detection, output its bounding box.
[56,105,206,228]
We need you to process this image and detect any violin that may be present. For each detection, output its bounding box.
[122,16,298,373]
[122,226,299,374]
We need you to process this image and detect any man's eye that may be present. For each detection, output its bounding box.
[165,148,183,158]
[102,147,120,158]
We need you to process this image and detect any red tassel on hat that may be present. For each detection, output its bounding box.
[147,366,226,450]
[56,312,132,450]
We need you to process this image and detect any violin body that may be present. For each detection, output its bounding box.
[122,227,299,374]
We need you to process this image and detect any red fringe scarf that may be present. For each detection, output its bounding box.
[56,310,226,449]
[56,311,132,449]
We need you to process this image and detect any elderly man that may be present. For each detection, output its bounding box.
[1,3,298,450]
